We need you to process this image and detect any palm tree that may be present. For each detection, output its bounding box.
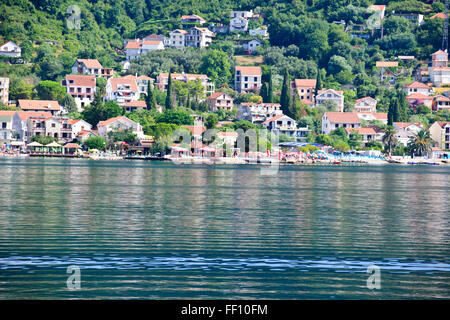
[408,129,433,157]
[382,125,397,156]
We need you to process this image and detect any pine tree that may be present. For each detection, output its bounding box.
[267,68,273,103]
[280,69,292,117]
[146,80,156,110]
[165,73,174,110]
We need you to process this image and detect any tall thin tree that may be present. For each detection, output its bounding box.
[146,80,156,110]
[280,69,292,117]
[165,73,174,110]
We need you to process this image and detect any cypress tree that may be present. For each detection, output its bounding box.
[165,73,174,109]
[186,92,191,110]
[260,82,268,102]
[267,68,273,103]
[388,100,394,126]
[280,69,292,117]
[146,80,156,110]
[392,97,400,122]
[315,69,322,96]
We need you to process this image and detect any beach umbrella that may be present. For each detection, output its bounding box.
[27,141,43,147]
[46,141,62,147]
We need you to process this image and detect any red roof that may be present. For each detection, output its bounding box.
[182,125,206,135]
[406,93,433,100]
[376,61,398,67]
[293,79,316,88]
[0,111,16,117]
[65,74,96,87]
[97,116,133,127]
[109,78,138,91]
[434,95,450,102]
[77,59,102,69]
[403,81,430,89]
[345,127,377,135]
[432,50,447,56]
[207,92,231,100]
[235,66,262,75]
[123,100,147,108]
[431,13,447,19]
[16,111,53,121]
[394,122,423,129]
[324,112,361,124]
[64,143,81,149]
[18,100,60,111]
[262,114,285,125]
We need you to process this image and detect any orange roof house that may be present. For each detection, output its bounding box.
[18,100,61,115]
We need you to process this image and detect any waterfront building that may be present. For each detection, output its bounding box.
[430,121,450,150]
[322,112,361,134]
[97,116,145,140]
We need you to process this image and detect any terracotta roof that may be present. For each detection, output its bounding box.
[324,112,361,124]
[434,95,450,102]
[0,111,16,117]
[125,41,141,49]
[158,73,208,80]
[376,61,398,67]
[369,5,386,11]
[121,75,154,81]
[406,93,433,100]
[68,119,80,125]
[97,116,134,127]
[394,122,423,129]
[181,125,206,135]
[108,78,138,91]
[18,100,60,111]
[403,81,430,89]
[371,112,388,120]
[16,111,52,121]
[293,79,316,88]
[207,92,231,100]
[235,66,262,75]
[123,100,147,108]
[301,99,314,105]
[141,40,163,46]
[77,130,97,138]
[262,114,285,124]
[431,13,447,19]
[345,127,377,135]
[76,59,102,69]
[65,74,96,87]
[64,143,81,149]
[432,50,447,55]
[216,121,233,127]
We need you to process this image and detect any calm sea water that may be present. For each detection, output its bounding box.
[0,158,449,299]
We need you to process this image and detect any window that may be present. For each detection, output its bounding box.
[335,124,338,128]
[52,123,56,128]
[1,122,6,129]
[244,77,248,81]
[254,77,257,82]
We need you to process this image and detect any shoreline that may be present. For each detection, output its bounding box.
[1,153,449,166]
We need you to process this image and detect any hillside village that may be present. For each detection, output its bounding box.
[0,0,449,160]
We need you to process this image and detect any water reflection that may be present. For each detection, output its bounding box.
[0,158,449,299]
